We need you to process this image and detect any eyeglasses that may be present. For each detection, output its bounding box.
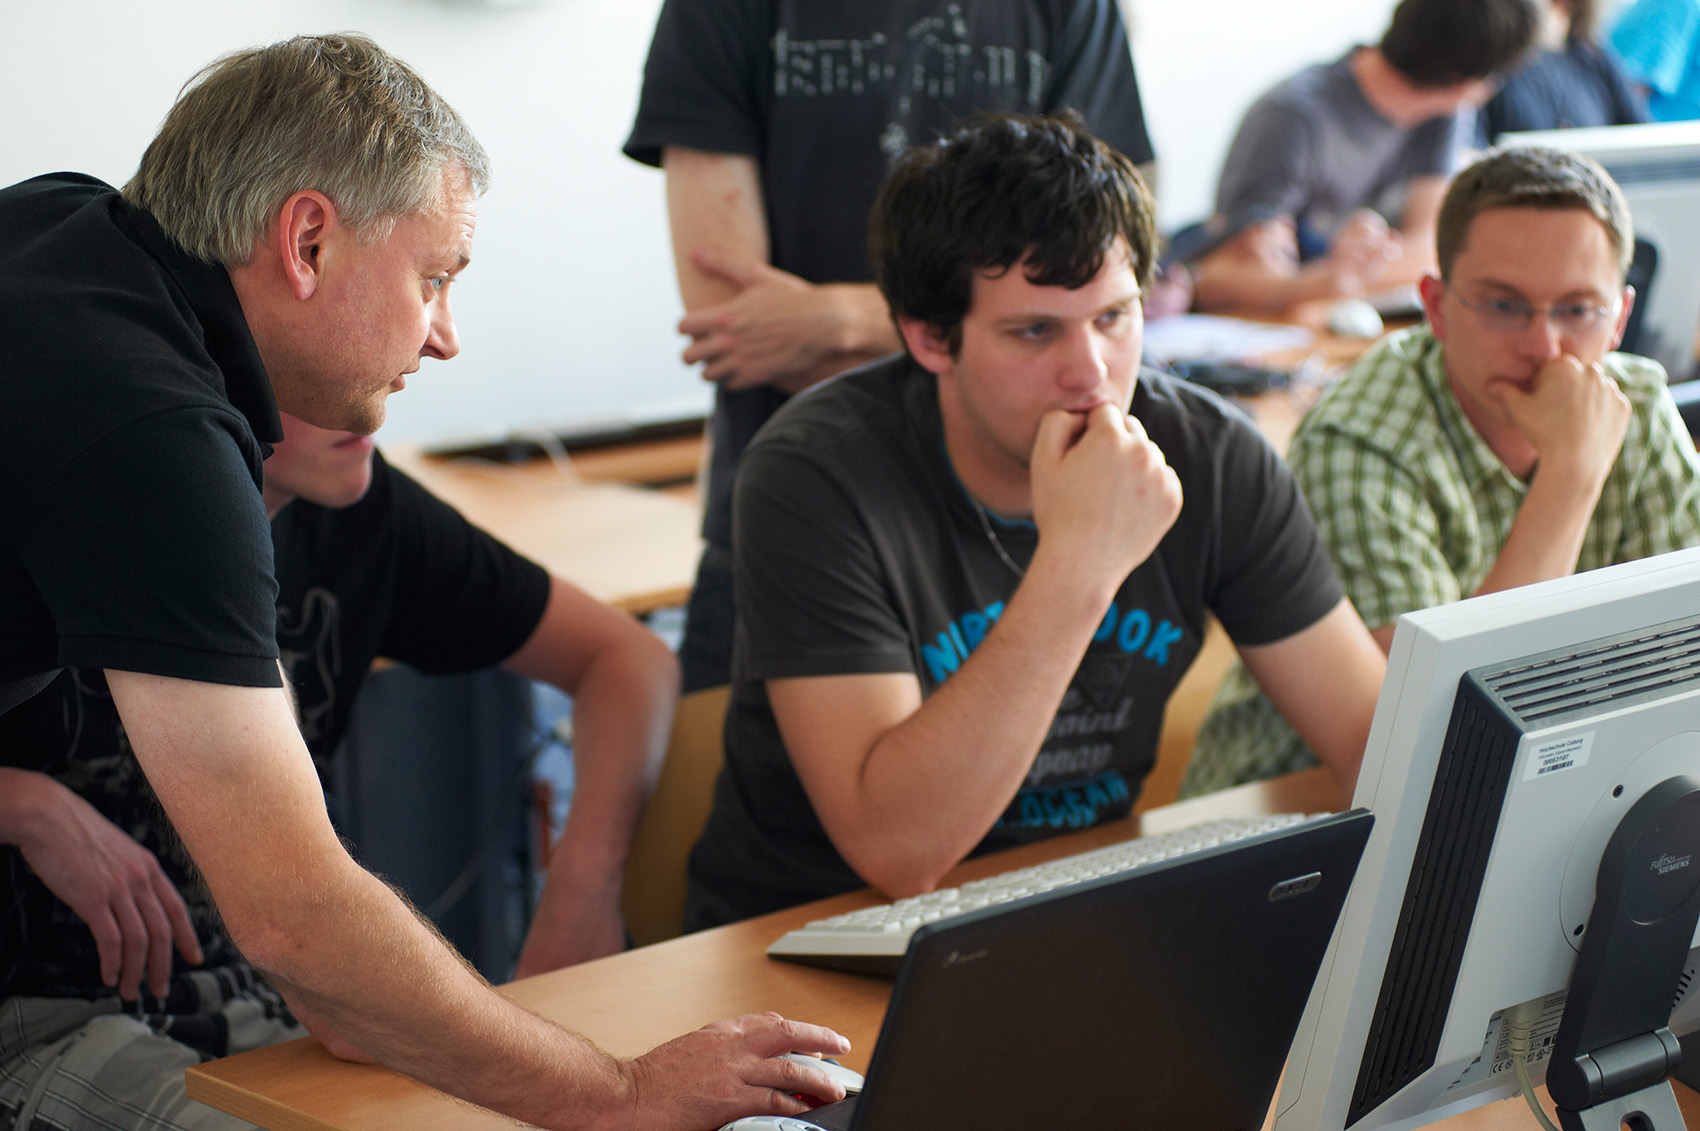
[1447,284,1619,335]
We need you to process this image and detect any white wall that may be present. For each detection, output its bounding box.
[3,0,1397,449]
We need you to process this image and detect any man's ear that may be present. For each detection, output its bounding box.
[1609,284,1636,351]
[273,190,337,302]
[897,316,955,377]
[1418,274,1448,341]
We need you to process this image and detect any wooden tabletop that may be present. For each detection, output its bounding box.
[186,767,1697,1131]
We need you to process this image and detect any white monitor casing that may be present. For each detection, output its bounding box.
[1275,548,1700,1131]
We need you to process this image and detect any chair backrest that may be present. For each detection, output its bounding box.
[621,684,730,946]
[1619,235,1658,358]
[1670,376,1700,440]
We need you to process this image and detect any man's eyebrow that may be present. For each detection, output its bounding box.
[991,292,1140,325]
[427,250,472,275]
[1472,278,1607,302]
[1470,279,1526,296]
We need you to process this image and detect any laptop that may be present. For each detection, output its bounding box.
[780,809,1373,1131]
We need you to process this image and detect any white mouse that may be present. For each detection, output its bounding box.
[778,1052,865,1094]
[1327,298,1385,339]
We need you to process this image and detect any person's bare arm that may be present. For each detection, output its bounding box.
[104,671,848,1131]
[1191,213,1399,312]
[505,576,680,978]
[1380,174,1448,289]
[663,146,898,393]
[1235,599,1386,796]
[768,407,1183,898]
[0,766,201,1000]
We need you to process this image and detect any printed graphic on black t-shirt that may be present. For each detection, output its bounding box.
[768,5,1056,159]
[0,456,550,1003]
[277,586,343,759]
[921,592,1196,834]
[0,669,238,1002]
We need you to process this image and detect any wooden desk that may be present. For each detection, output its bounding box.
[382,444,702,616]
[187,768,1695,1131]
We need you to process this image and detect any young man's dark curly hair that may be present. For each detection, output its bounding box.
[869,111,1157,357]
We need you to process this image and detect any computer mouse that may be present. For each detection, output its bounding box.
[778,1052,865,1094]
[716,1118,823,1131]
[1326,298,1385,339]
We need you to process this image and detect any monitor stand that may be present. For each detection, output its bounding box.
[1559,1083,1686,1131]
[1680,1031,1699,1092]
[1547,777,1700,1131]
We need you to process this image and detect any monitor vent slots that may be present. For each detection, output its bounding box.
[1348,682,1519,1126]
[1487,616,1700,726]
[1345,612,1700,1128]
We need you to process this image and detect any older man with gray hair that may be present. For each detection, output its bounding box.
[0,33,846,1131]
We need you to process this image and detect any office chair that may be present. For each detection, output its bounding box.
[1619,236,1657,359]
[620,684,730,946]
[1670,378,1700,442]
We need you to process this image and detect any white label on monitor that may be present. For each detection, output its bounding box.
[1523,732,1594,781]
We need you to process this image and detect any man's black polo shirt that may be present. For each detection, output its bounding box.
[0,173,284,713]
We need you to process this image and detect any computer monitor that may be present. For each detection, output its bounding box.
[1273,548,1700,1131]
[1501,121,1700,380]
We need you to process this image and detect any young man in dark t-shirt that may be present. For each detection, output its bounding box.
[686,113,1388,929]
[623,0,1157,692]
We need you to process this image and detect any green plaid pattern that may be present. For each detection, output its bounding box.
[1182,325,1700,795]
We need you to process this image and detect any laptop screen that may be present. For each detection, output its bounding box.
[787,810,1370,1131]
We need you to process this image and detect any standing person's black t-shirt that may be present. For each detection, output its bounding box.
[685,357,1344,929]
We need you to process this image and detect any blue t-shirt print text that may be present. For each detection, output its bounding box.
[921,598,1186,834]
[922,598,1187,684]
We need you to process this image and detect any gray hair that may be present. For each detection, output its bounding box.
[123,33,490,265]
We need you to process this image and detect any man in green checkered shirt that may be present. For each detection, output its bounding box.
[1183,145,1700,796]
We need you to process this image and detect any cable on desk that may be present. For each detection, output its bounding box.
[417,450,596,494]
[1506,1000,1562,1131]
[514,429,584,487]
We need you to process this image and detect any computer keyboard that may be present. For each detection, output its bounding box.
[766,812,1320,974]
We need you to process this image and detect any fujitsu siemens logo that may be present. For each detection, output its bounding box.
[1651,853,1693,876]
